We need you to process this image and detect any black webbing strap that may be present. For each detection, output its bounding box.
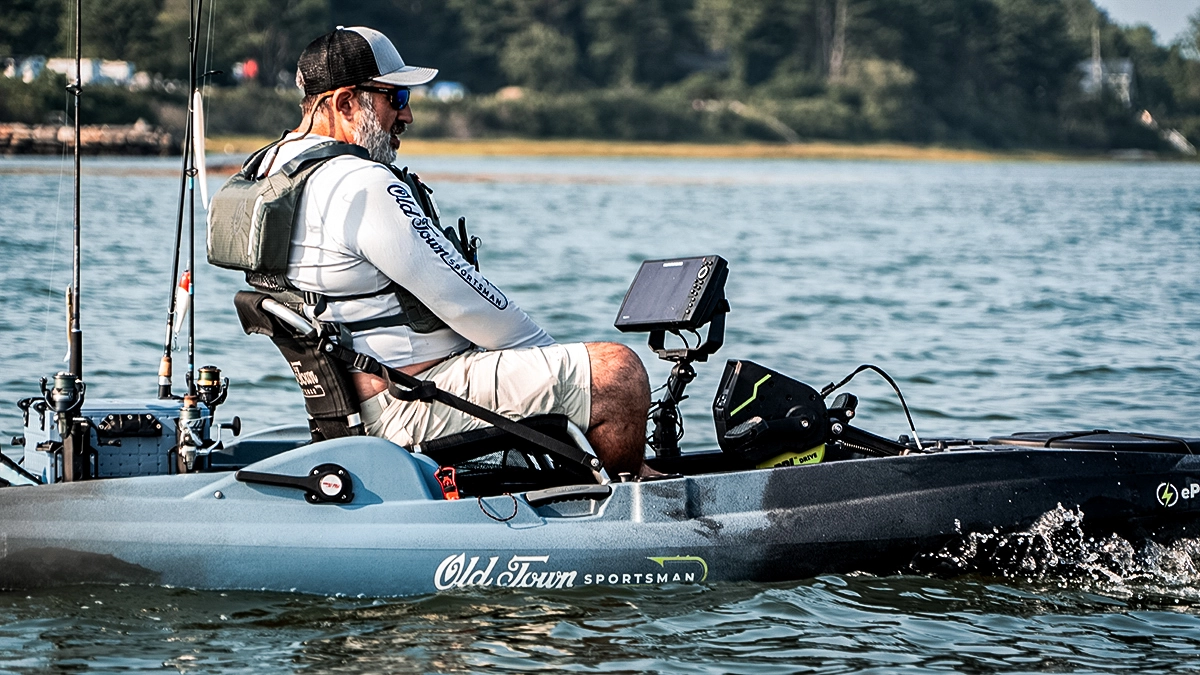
[308,281,414,333]
[320,339,604,477]
[238,131,288,176]
[281,141,371,177]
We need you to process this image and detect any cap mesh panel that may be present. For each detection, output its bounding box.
[298,30,381,95]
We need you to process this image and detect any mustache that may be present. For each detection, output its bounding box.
[392,121,407,136]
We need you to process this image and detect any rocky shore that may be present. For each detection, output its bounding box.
[0,121,175,155]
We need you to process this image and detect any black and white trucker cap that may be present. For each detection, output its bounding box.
[297,26,438,95]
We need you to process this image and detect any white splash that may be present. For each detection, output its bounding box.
[916,504,1200,599]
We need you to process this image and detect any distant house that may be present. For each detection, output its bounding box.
[1078,58,1136,107]
[430,82,467,102]
[1077,25,1135,108]
[2,56,47,82]
[44,58,137,86]
[98,60,135,84]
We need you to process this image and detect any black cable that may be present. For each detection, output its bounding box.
[477,494,519,522]
[821,364,923,451]
[665,329,701,351]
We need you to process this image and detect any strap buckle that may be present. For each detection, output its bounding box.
[435,466,460,500]
[302,291,328,317]
[389,379,438,402]
[351,352,377,373]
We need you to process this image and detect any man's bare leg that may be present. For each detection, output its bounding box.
[584,342,652,477]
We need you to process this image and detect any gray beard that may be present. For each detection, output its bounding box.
[353,101,397,165]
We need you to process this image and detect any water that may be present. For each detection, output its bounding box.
[2,154,1200,671]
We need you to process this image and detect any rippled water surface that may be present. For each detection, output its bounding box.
[1,154,1199,672]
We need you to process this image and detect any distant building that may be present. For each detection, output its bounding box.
[1078,58,1135,107]
[430,82,467,102]
[44,58,137,86]
[98,60,135,84]
[1078,24,1135,108]
[232,58,259,82]
[2,56,46,82]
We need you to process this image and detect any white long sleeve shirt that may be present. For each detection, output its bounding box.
[258,134,553,367]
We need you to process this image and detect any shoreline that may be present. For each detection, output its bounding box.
[0,123,174,156]
[208,136,1149,163]
[0,128,1187,163]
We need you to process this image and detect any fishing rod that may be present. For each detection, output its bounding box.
[159,0,206,399]
[41,0,90,481]
[67,0,82,380]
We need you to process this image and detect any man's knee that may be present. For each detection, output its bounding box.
[584,342,650,406]
[582,342,650,473]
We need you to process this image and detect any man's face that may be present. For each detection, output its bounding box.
[352,88,413,164]
[365,87,413,150]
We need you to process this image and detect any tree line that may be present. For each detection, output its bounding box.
[3,0,1200,150]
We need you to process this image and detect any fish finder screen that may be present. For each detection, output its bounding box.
[614,255,727,332]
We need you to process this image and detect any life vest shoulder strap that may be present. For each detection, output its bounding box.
[280,141,371,178]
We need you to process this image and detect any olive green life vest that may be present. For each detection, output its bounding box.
[207,139,476,334]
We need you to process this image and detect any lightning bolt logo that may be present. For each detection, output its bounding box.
[1157,482,1179,507]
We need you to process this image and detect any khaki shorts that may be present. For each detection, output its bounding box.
[359,343,592,449]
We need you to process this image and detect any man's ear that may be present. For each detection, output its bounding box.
[331,87,357,122]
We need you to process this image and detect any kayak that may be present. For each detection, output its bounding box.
[4,255,1197,597]
[2,419,1198,596]
[16,0,1196,599]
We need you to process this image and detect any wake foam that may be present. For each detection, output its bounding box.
[914,504,1200,597]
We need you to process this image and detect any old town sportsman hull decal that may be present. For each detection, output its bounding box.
[434,553,710,590]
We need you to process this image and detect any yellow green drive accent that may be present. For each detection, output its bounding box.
[758,444,825,469]
[729,374,772,417]
[647,556,709,581]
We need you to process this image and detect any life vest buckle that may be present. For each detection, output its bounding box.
[435,466,460,500]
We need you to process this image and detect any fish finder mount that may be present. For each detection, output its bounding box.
[614,256,729,458]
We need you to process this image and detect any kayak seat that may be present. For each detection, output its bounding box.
[234,291,365,443]
[419,415,595,496]
[234,291,600,495]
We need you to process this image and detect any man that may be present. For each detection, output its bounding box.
[259,26,652,477]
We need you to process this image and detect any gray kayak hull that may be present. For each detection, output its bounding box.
[2,435,1199,596]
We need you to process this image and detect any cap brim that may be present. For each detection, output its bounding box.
[372,65,438,87]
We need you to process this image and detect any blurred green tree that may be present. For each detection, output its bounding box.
[500,22,578,91]
[332,1,469,87]
[448,0,586,92]
[138,0,328,83]
[58,0,162,62]
[583,0,701,87]
[1,0,65,56]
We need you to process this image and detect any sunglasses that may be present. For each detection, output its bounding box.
[355,84,411,111]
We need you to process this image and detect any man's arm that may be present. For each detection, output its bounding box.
[351,164,553,350]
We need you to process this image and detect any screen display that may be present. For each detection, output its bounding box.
[614,256,724,332]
